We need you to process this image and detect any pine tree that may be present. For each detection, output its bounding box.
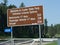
[3,0,8,5]
[44,19,48,37]
[19,2,25,8]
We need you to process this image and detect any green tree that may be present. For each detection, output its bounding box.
[0,3,7,27]
[54,24,60,34]
[54,24,60,37]
[48,24,55,37]
[44,19,48,37]
[40,24,44,38]
[19,2,25,8]
[8,4,16,9]
[3,0,8,5]
[0,2,7,37]
[0,1,17,38]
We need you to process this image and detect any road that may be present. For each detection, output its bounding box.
[0,40,52,45]
[0,38,58,45]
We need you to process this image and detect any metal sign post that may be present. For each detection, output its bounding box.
[11,27,14,45]
[39,24,42,45]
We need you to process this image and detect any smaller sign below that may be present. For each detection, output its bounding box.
[4,28,12,32]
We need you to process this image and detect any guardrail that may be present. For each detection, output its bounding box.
[0,40,11,45]
[0,38,58,45]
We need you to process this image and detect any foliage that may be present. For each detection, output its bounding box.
[19,2,25,8]
[48,24,55,37]
[44,19,48,37]
[47,24,60,38]
[3,0,8,5]
[8,4,17,9]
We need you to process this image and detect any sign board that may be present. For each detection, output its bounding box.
[4,28,12,32]
[7,6,43,27]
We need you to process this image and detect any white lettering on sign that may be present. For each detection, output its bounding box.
[34,7,40,10]
[22,12,29,14]
[37,14,41,16]
[13,13,21,15]
[9,16,19,19]
[9,19,18,22]
[30,11,37,14]
[37,21,42,23]
[10,10,19,13]
[38,17,42,19]
[30,18,36,20]
[19,16,28,18]
[9,23,16,25]
[19,19,27,21]
[22,9,28,11]
[23,16,28,18]
[29,8,34,10]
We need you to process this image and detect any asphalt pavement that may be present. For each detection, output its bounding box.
[0,38,58,45]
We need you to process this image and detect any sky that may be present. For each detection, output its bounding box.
[0,0,60,26]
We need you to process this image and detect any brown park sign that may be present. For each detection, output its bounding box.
[7,6,44,27]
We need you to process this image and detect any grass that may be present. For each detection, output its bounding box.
[45,41,57,45]
[0,36,11,39]
[55,34,60,37]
